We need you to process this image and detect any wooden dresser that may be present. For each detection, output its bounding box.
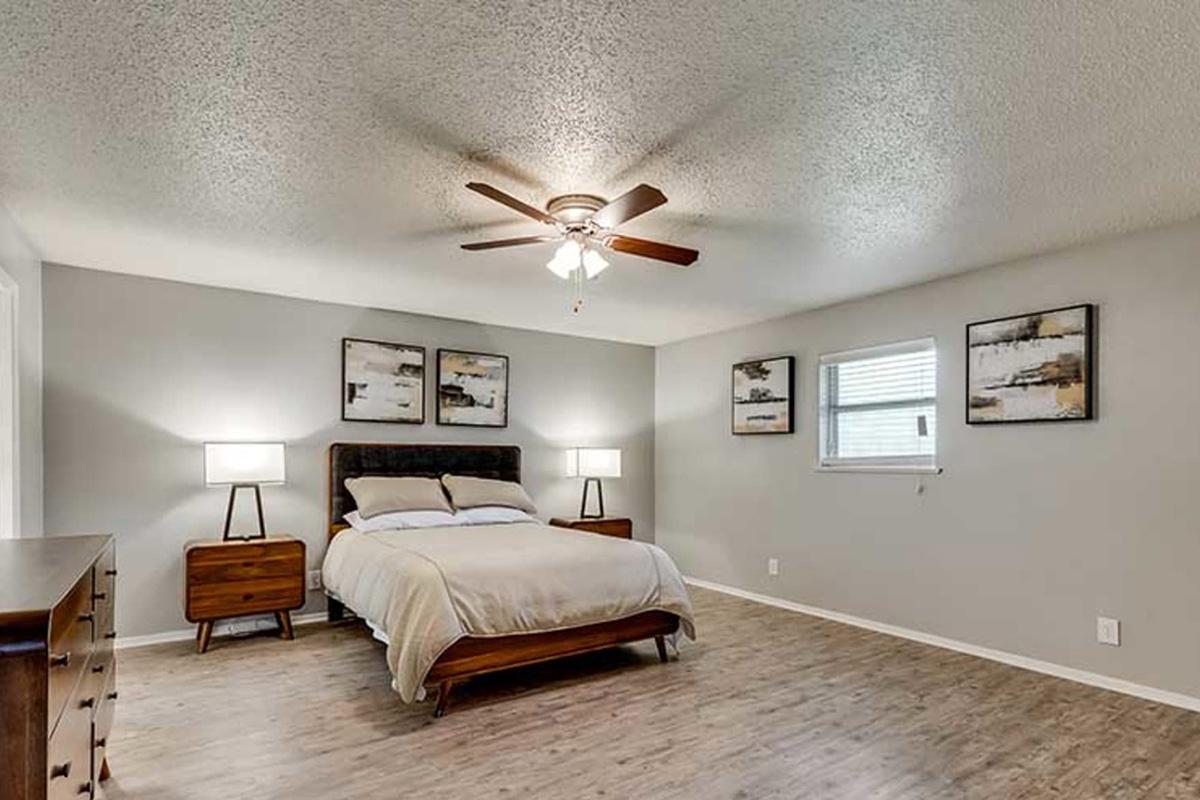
[0,535,117,800]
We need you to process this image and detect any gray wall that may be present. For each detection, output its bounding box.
[0,204,42,537]
[43,265,655,638]
[656,217,1200,699]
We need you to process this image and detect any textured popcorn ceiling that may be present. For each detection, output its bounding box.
[2,2,1200,344]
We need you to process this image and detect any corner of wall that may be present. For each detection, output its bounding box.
[0,203,44,536]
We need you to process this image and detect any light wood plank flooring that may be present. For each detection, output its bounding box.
[103,587,1200,799]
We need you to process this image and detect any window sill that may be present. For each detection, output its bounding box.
[815,465,943,475]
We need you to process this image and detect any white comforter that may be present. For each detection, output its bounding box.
[322,522,696,702]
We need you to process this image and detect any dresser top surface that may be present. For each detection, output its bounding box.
[0,534,112,615]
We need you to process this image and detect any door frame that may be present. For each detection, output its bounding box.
[0,264,18,539]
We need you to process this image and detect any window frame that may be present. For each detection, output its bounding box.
[817,337,939,472]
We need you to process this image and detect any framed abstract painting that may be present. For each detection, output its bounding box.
[342,338,426,423]
[732,356,794,434]
[966,304,1094,424]
[437,349,509,427]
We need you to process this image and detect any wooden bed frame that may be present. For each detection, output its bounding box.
[326,442,681,716]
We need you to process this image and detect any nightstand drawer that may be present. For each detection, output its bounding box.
[549,517,633,539]
[187,576,304,620]
[188,539,304,566]
[188,552,303,583]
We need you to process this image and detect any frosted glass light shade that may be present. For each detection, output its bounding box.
[565,448,621,478]
[546,240,581,279]
[205,442,286,485]
[581,248,608,278]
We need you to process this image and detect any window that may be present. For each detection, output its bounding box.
[818,338,937,469]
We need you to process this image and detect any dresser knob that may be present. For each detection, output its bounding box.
[80,696,96,709]
[77,781,93,795]
[104,631,117,640]
[92,664,105,674]
[93,591,107,601]
[96,737,107,748]
[242,593,255,601]
[50,652,71,668]
[107,690,119,701]
[50,762,71,779]
[105,569,118,576]
[79,611,95,623]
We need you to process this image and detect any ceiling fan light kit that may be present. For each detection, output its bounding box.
[461,182,699,312]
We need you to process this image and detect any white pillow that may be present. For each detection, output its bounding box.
[456,506,536,526]
[344,509,460,533]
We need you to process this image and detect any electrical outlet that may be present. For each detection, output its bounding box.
[767,558,779,577]
[307,570,323,591]
[1097,616,1120,646]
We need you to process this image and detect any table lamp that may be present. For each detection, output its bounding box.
[204,442,286,540]
[565,447,621,519]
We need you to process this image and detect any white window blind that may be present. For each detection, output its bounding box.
[818,338,937,468]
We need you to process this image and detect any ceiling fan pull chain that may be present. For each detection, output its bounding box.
[571,266,585,313]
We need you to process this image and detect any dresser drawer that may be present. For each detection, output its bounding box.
[187,576,305,620]
[95,662,118,756]
[48,577,95,736]
[47,684,95,800]
[90,620,115,683]
[92,545,117,629]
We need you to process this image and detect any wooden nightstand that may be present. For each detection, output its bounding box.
[184,536,306,653]
[549,517,633,539]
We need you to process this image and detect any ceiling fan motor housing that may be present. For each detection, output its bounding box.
[546,193,608,228]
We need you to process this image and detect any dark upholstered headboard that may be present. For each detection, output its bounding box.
[328,443,522,539]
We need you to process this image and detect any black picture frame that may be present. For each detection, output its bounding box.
[965,303,1095,425]
[731,355,795,435]
[436,348,510,428]
[341,337,426,424]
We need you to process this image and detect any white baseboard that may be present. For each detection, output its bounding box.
[115,612,327,650]
[685,576,1200,714]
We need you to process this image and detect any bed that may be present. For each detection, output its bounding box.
[321,442,695,716]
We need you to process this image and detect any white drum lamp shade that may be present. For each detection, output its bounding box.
[564,448,621,479]
[205,442,286,486]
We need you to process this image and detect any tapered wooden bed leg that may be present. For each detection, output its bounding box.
[655,635,669,663]
[434,680,455,718]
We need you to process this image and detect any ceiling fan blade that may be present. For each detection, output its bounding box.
[590,184,668,229]
[602,234,699,266]
[460,234,560,251]
[465,182,557,226]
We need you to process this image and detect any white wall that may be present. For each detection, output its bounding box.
[656,217,1200,699]
[43,265,655,638]
[0,204,43,537]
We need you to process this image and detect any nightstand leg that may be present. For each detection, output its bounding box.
[277,610,295,640]
[655,635,668,663]
[196,621,214,654]
[99,758,111,782]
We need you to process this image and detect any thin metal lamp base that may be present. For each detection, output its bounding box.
[579,478,605,519]
[223,483,268,541]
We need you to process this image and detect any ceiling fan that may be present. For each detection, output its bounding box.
[460,182,699,312]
